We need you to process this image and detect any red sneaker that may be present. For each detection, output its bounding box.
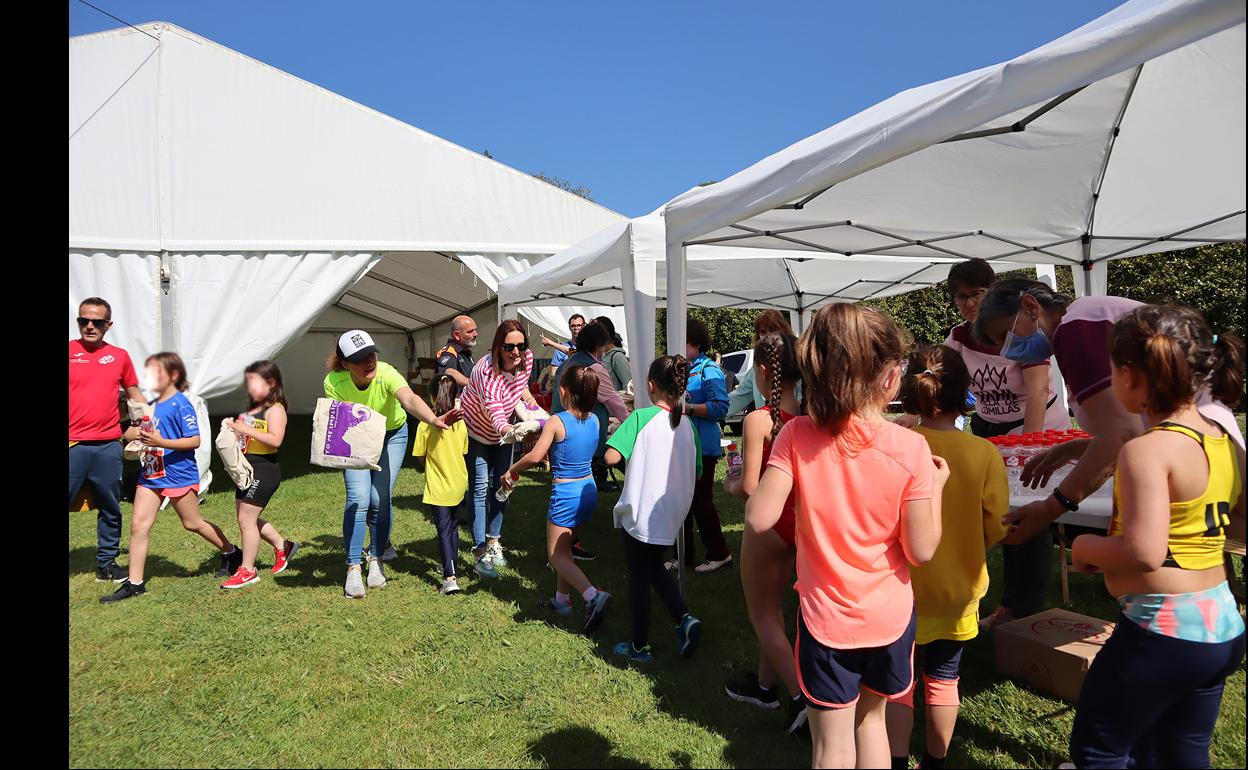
[271,540,300,575]
[221,567,260,589]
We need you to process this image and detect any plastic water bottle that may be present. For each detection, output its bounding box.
[725,442,743,481]
[495,472,517,502]
[1002,438,1024,498]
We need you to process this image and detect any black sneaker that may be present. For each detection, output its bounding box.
[571,543,596,561]
[95,562,128,583]
[785,693,809,735]
[725,672,780,710]
[100,579,147,604]
[215,547,243,578]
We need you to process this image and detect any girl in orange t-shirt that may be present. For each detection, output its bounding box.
[749,304,949,770]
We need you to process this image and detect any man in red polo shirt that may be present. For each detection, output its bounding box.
[69,297,144,583]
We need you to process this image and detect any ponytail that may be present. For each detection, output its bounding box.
[899,345,970,419]
[648,355,691,429]
[755,332,800,441]
[671,356,690,429]
[1210,334,1245,410]
[1110,304,1245,414]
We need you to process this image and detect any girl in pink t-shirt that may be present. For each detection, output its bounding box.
[748,304,950,769]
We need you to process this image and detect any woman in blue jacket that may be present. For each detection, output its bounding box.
[668,317,733,574]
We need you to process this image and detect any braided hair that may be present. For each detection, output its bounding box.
[755,332,800,441]
[649,355,692,428]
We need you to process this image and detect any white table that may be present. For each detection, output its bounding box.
[1009,493,1112,606]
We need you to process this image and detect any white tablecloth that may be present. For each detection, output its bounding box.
[1010,494,1112,529]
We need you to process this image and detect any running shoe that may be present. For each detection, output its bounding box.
[582,591,613,634]
[694,555,734,574]
[100,579,147,604]
[95,562,128,583]
[785,694,809,735]
[676,613,702,657]
[613,642,653,663]
[979,605,1015,630]
[367,557,387,588]
[439,576,462,595]
[344,565,365,599]
[571,543,597,561]
[473,554,498,580]
[664,559,680,572]
[540,596,573,618]
[221,567,260,589]
[725,672,780,710]
[486,541,508,569]
[215,547,243,578]
[271,540,300,575]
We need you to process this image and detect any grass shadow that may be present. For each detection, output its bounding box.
[526,726,653,769]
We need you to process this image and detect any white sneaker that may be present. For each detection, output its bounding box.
[486,541,508,569]
[664,559,679,572]
[440,576,462,595]
[367,557,387,589]
[344,565,365,599]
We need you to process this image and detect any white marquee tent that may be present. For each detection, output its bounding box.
[69,22,626,413]
[500,0,1245,396]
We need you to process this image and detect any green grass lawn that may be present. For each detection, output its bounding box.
[70,416,1247,768]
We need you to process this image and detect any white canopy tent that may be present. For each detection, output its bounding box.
[500,0,1245,372]
[69,22,626,413]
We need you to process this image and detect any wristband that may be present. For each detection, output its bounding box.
[1052,488,1079,512]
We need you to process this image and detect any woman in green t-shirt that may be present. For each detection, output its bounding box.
[323,330,456,599]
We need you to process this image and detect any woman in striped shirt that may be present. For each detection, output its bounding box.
[460,320,539,578]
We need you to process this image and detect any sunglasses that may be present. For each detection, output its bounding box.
[501,342,529,353]
[77,317,111,329]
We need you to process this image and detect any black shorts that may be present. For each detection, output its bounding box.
[236,455,281,508]
[796,607,916,710]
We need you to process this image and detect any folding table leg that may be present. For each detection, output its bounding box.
[1058,523,1071,606]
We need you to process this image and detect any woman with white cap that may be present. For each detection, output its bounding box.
[324,330,457,598]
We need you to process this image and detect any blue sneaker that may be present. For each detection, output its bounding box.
[613,642,653,662]
[582,590,613,634]
[539,597,572,617]
[676,613,702,657]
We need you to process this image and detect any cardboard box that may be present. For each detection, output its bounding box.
[993,608,1115,703]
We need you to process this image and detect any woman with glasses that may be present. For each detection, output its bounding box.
[460,320,539,578]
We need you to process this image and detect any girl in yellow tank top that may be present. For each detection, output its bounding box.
[1067,305,1245,768]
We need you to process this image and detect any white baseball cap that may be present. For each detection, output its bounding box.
[338,330,379,363]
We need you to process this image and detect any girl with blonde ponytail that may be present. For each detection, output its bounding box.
[723,332,807,734]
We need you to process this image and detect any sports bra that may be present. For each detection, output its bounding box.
[1109,421,1241,570]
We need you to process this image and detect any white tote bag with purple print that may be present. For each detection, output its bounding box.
[310,398,386,471]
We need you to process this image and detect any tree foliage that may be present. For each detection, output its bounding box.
[531,172,593,201]
[653,242,1244,354]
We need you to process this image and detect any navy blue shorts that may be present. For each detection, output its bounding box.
[796,607,916,710]
[547,477,597,529]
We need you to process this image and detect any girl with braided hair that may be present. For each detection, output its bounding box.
[723,332,807,734]
[604,355,704,663]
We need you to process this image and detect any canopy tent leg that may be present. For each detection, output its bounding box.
[621,258,657,408]
[159,252,174,350]
[1035,264,1071,418]
[666,240,689,598]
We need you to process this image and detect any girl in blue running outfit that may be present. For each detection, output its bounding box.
[502,365,613,635]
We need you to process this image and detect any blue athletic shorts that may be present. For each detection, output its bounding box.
[796,607,916,709]
[547,477,597,529]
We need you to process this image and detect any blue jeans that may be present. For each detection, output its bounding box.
[68,440,124,569]
[341,423,408,566]
[467,437,512,549]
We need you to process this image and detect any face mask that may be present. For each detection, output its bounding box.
[1001,303,1052,364]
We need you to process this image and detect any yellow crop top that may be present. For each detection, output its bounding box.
[243,406,278,456]
[1110,422,1241,570]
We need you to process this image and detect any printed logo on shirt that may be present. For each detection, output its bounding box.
[970,363,1009,391]
[99,355,115,365]
[183,412,198,431]
[70,351,89,364]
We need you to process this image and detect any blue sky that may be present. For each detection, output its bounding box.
[69,1,1123,217]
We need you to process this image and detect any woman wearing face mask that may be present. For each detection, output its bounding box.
[973,280,1244,554]
[324,330,457,599]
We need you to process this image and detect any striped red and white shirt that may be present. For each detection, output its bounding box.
[461,350,534,444]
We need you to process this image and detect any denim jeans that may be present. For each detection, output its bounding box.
[342,422,408,566]
[68,440,124,569]
[467,437,512,549]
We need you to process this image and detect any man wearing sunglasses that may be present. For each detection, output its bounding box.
[69,297,145,583]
